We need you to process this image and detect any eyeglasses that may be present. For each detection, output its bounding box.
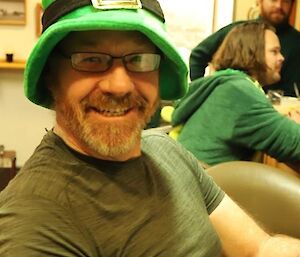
[57,51,161,73]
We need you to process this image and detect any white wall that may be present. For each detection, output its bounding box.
[213,0,235,31]
[0,0,54,166]
[0,0,251,166]
[233,0,256,21]
[295,1,300,30]
[160,0,215,51]
[160,0,234,76]
[0,0,38,60]
[0,72,54,166]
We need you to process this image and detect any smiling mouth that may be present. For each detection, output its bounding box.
[88,106,132,117]
[272,11,285,17]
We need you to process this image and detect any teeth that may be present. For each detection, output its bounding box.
[94,107,129,117]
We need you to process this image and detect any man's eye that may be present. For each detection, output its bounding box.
[128,55,142,64]
[270,49,279,55]
[82,56,102,63]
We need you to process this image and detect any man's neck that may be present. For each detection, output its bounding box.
[53,125,88,156]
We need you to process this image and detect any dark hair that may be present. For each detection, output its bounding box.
[211,21,276,81]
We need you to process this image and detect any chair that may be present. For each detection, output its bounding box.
[206,161,300,238]
[0,150,17,192]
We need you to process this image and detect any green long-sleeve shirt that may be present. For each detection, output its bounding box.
[172,69,300,166]
[190,19,300,96]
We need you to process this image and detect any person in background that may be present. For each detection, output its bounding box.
[190,0,300,96]
[172,21,300,169]
[0,1,300,256]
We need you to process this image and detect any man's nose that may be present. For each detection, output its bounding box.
[98,61,134,96]
[279,52,285,63]
[274,0,284,8]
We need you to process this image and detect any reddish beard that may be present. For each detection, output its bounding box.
[55,89,159,158]
[262,9,290,26]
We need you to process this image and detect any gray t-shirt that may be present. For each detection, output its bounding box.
[0,130,224,256]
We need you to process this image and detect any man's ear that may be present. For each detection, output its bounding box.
[41,63,59,109]
[42,67,54,93]
[43,58,60,93]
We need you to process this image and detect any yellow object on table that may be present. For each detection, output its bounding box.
[160,105,183,140]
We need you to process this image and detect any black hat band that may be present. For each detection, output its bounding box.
[42,0,165,33]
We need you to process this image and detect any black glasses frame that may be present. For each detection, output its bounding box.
[56,50,161,73]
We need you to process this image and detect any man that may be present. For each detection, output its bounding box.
[190,0,300,96]
[172,21,300,168]
[0,1,299,256]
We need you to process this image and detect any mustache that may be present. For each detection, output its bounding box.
[271,9,286,15]
[81,91,148,111]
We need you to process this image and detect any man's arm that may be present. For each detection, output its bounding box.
[210,194,300,257]
[189,22,241,81]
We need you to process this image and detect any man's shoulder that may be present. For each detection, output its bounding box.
[212,73,266,104]
[0,131,80,205]
[277,24,300,41]
[20,131,74,174]
[213,71,255,89]
[141,130,189,159]
[216,20,248,33]
[142,130,175,148]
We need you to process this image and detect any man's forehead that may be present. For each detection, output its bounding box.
[265,29,280,44]
[61,30,152,47]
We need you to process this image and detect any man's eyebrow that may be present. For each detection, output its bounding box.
[75,37,149,46]
[76,39,99,47]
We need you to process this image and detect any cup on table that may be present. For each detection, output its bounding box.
[267,90,284,105]
[5,53,14,63]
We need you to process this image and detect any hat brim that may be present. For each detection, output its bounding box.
[24,6,188,108]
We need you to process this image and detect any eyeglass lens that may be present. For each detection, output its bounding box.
[70,53,161,72]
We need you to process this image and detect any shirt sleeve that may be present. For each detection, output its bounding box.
[231,89,300,163]
[173,138,225,214]
[0,196,97,257]
[142,131,225,215]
